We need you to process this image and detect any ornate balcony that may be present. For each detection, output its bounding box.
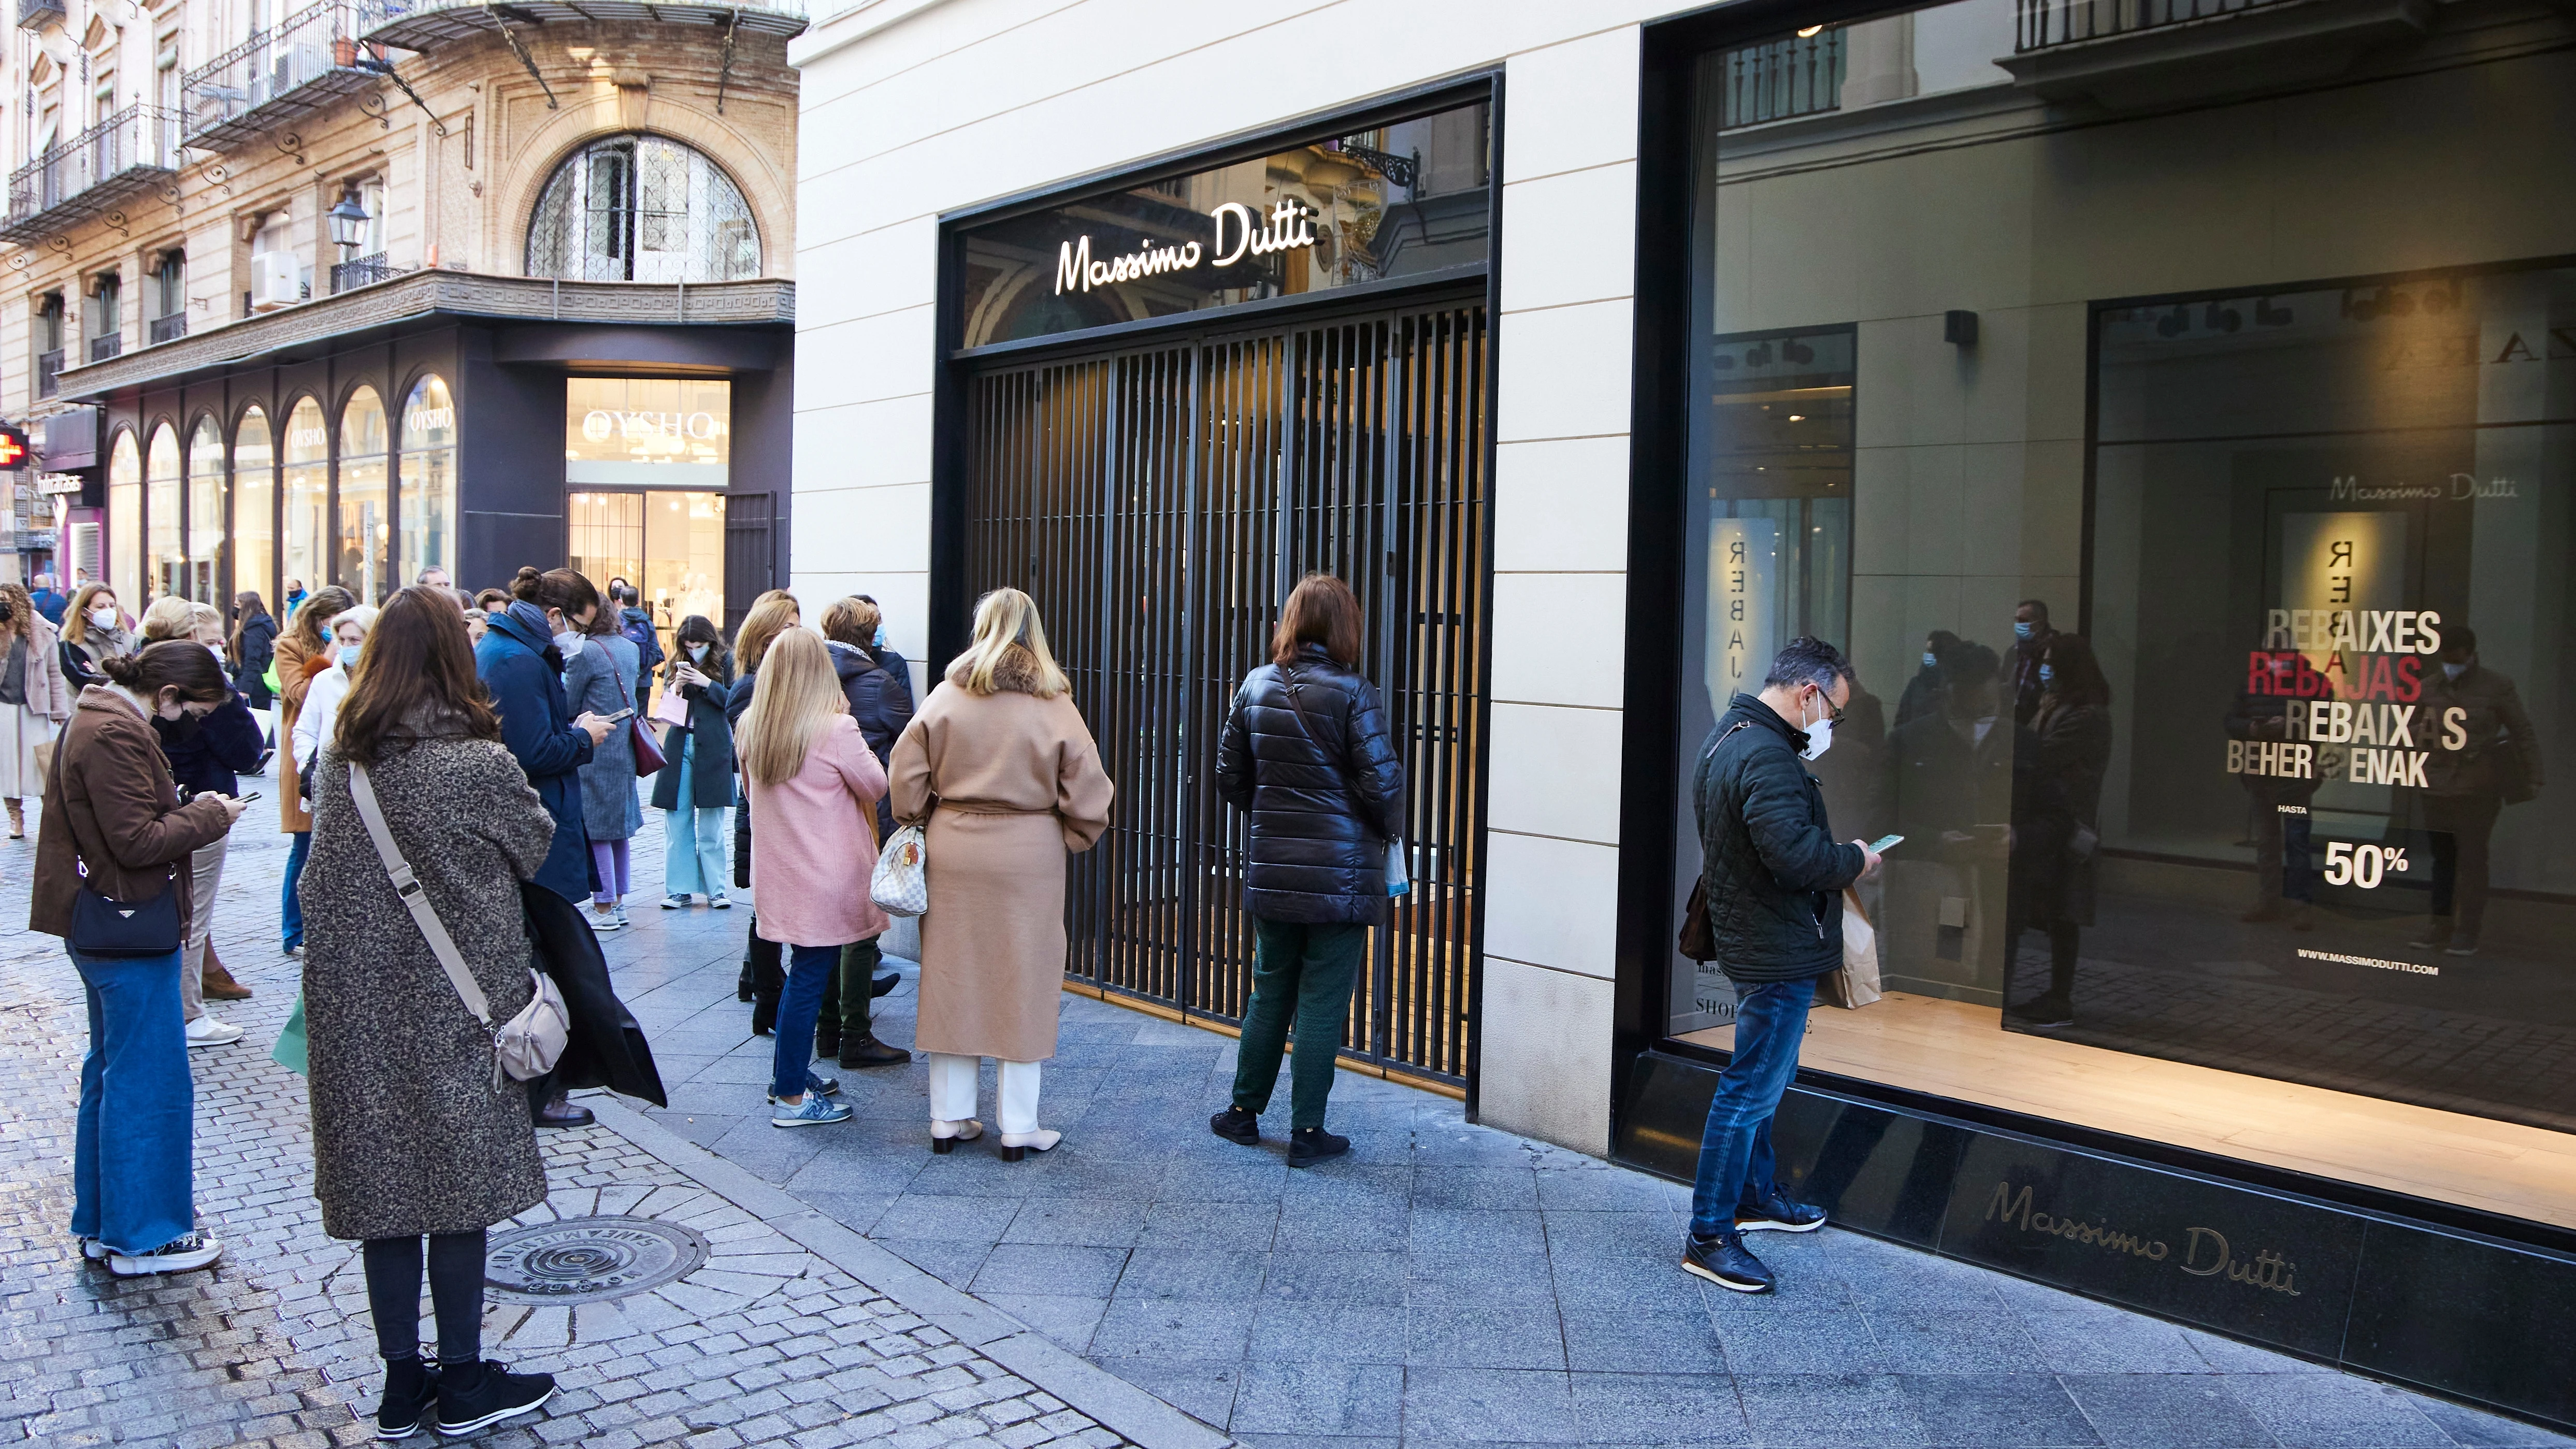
[15,0,64,29]
[328,252,409,294]
[358,0,805,48]
[148,313,190,344]
[0,107,183,246]
[35,348,63,399]
[181,1,378,151]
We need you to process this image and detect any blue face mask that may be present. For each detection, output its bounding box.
[1922,651,1938,670]
[874,625,887,648]
[338,643,363,668]
[2038,664,2055,686]
[2013,621,2035,640]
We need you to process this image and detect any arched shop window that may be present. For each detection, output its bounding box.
[280,397,328,602]
[106,430,140,608]
[337,385,390,605]
[146,423,182,601]
[234,407,274,610]
[397,374,457,586]
[186,415,226,603]
[525,134,761,283]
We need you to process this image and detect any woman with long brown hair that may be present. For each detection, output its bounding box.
[299,586,562,1439]
[889,589,1113,1158]
[0,577,73,838]
[277,584,355,955]
[1207,573,1405,1166]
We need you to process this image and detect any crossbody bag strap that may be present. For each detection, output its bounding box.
[348,762,493,1027]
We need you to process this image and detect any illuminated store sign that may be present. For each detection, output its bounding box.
[1052,200,1318,296]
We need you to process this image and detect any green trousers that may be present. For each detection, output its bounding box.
[814,936,883,1045]
[1230,918,1366,1130]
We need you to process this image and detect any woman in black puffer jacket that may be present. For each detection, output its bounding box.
[1208,573,1405,1166]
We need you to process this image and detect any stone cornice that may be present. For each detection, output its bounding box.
[53,270,795,395]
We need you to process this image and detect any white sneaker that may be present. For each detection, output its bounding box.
[612,901,630,929]
[589,907,624,934]
[79,1236,107,1261]
[108,1231,223,1277]
[185,1016,244,1048]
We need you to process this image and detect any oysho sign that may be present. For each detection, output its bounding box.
[1054,199,1317,296]
[580,410,724,445]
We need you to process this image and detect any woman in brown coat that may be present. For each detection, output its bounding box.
[275,584,353,954]
[889,589,1113,1159]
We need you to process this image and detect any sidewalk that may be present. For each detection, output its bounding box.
[598,816,2568,1449]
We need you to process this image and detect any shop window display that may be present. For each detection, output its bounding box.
[146,423,181,601]
[234,407,274,609]
[280,397,328,601]
[336,386,390,605]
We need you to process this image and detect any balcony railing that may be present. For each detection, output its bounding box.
[87,335,122,363]
[328,252,408,294]
[0,106,183,245]
[148,313,189,344]
[182,1,376,150]
[1717,28,1848,130]
[35,348,63,399]
[360,0,805,46]
[2016,0,2295,51]
[16,0,65,28]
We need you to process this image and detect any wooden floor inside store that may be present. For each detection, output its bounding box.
[1680,992,2576,1231]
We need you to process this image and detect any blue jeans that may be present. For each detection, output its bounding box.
[282,829,311,948]
[1689,975,1817,1238]
[772,943,842,1099]
[69,946,195,1254]
[662,737,730,898]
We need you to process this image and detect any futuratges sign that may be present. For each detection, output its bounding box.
[957,96,1493,349]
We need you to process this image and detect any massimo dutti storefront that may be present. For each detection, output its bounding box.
[825,0,2576,1428]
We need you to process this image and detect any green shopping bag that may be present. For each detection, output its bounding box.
[272,991,309,1075]
[262,659,281,694]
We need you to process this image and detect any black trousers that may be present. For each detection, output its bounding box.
[2424,793,2503,938]
[362,1231,487,1365]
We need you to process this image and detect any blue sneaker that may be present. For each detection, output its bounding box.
[767,1072,839,1103]
[771,1094,852,1128]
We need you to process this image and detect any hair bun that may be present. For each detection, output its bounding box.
[509,566,544,601]
[97,654,146,687]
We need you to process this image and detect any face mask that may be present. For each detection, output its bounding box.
[2038,664,2055,686]
[687,643,709,662]
[338,643,363,668]
[874,625,887,648]
[2013,621,2035,641]
[207,643,227,667]
[1922,652,1937,670]
[1798,696,1836,762]
[2441,661,2467,681]
[89,607,117,628]
[554,632,583,657]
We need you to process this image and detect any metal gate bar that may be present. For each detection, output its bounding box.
[963,297,1489,1084]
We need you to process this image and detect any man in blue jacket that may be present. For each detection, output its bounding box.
[476,568,614,1126]
[1683,637,1881,1295]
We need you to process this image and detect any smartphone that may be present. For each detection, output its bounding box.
[600,707,636,723]
[235,791,263,804]
[1867,834,1904,854]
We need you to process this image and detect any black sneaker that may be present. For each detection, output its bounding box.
[1287,1126,1349,1167]
[1735,1186,1827,1234]
[2007,995,2074,1028]
[871,972,901,998]
[1210,1106,1260,1146]
[1681,1229,1775,1294]
[375,1358,438,1441]
[434,1359,555,1436]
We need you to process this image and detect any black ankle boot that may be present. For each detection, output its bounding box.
[737,959,755,1002]
[750,995,777,1037]
[840,1035,909,1069]
[376,1357,439,1441]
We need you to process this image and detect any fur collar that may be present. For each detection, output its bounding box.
[944,643,1046,696]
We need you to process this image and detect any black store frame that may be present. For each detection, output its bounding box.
[1614,2,2576,1430]
[932,74,1505,1102]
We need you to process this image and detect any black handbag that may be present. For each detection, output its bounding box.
[69,862,183,958]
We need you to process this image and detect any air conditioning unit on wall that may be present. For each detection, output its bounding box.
[250,251,300,310]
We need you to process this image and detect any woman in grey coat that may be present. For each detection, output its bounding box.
[300,586,562,1439]
[564,613,643,931]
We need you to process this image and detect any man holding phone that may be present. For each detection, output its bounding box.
[1681,637,1882,1295]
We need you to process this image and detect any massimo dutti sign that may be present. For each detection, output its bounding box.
[1050,200,1319,297]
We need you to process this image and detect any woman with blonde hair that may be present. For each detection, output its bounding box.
[140,600,265,1035]
[890,588,1113,1158]
[0,578,73,838]
[740,627,888,1125]
[59,581,135,690]
[725,590,800,1030]
[276,584,356,954]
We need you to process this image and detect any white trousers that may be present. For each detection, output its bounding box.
[180,835,227,1022]
[927,1053,1042,1135]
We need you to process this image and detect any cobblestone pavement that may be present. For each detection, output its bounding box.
[591,823,2574,1449]
[0,801,1140,1449]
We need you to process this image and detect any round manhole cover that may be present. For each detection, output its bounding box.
[484,1216,710,1304]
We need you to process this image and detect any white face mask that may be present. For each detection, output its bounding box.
[554,632,583,657]
[687,643,709,662]
[89,607,117,628]
[2441,660,2467,681]
[1799,693,1836,761]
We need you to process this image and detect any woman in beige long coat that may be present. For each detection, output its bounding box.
[889,589,1113,1160]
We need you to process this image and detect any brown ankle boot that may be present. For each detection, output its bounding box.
[201,948,253,1001]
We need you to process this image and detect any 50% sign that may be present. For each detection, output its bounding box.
[2322,841,2410,890]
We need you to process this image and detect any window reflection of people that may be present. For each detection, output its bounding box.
[2226,650,2319,929]
[2413,626,2543,957]
[1887,642,2014,866]
[1892,630,1958,733]
[2008,600,2057,725]
[2004,636,2113,1028]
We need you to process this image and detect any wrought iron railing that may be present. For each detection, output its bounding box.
[328,252,407,293]
[16,0,65,27]
[358,0,803,24]
[2,106,183,235]
[1718,28,1847,129]
[35,349,62,399]
[2017,0,2294,51]
[182,1,366,144]
[148,313,189,344]
[87,334,122,363]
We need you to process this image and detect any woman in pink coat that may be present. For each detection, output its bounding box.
[740,628,890,1127]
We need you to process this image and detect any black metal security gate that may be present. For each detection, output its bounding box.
[963,296,1490,1084]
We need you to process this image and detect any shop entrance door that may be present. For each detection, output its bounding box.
[963,296,1490,1086]
[567,489,728,673]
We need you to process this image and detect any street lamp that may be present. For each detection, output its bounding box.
[327,187,370,261]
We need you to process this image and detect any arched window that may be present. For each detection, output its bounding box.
[146,423,182,601]
[525,134,760,283]
[235,407,274,610]
[186,417,225,602]
[107,431,141,608]
[337,386,390,604]
[281,397,328,602]
[398,375,457,586]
